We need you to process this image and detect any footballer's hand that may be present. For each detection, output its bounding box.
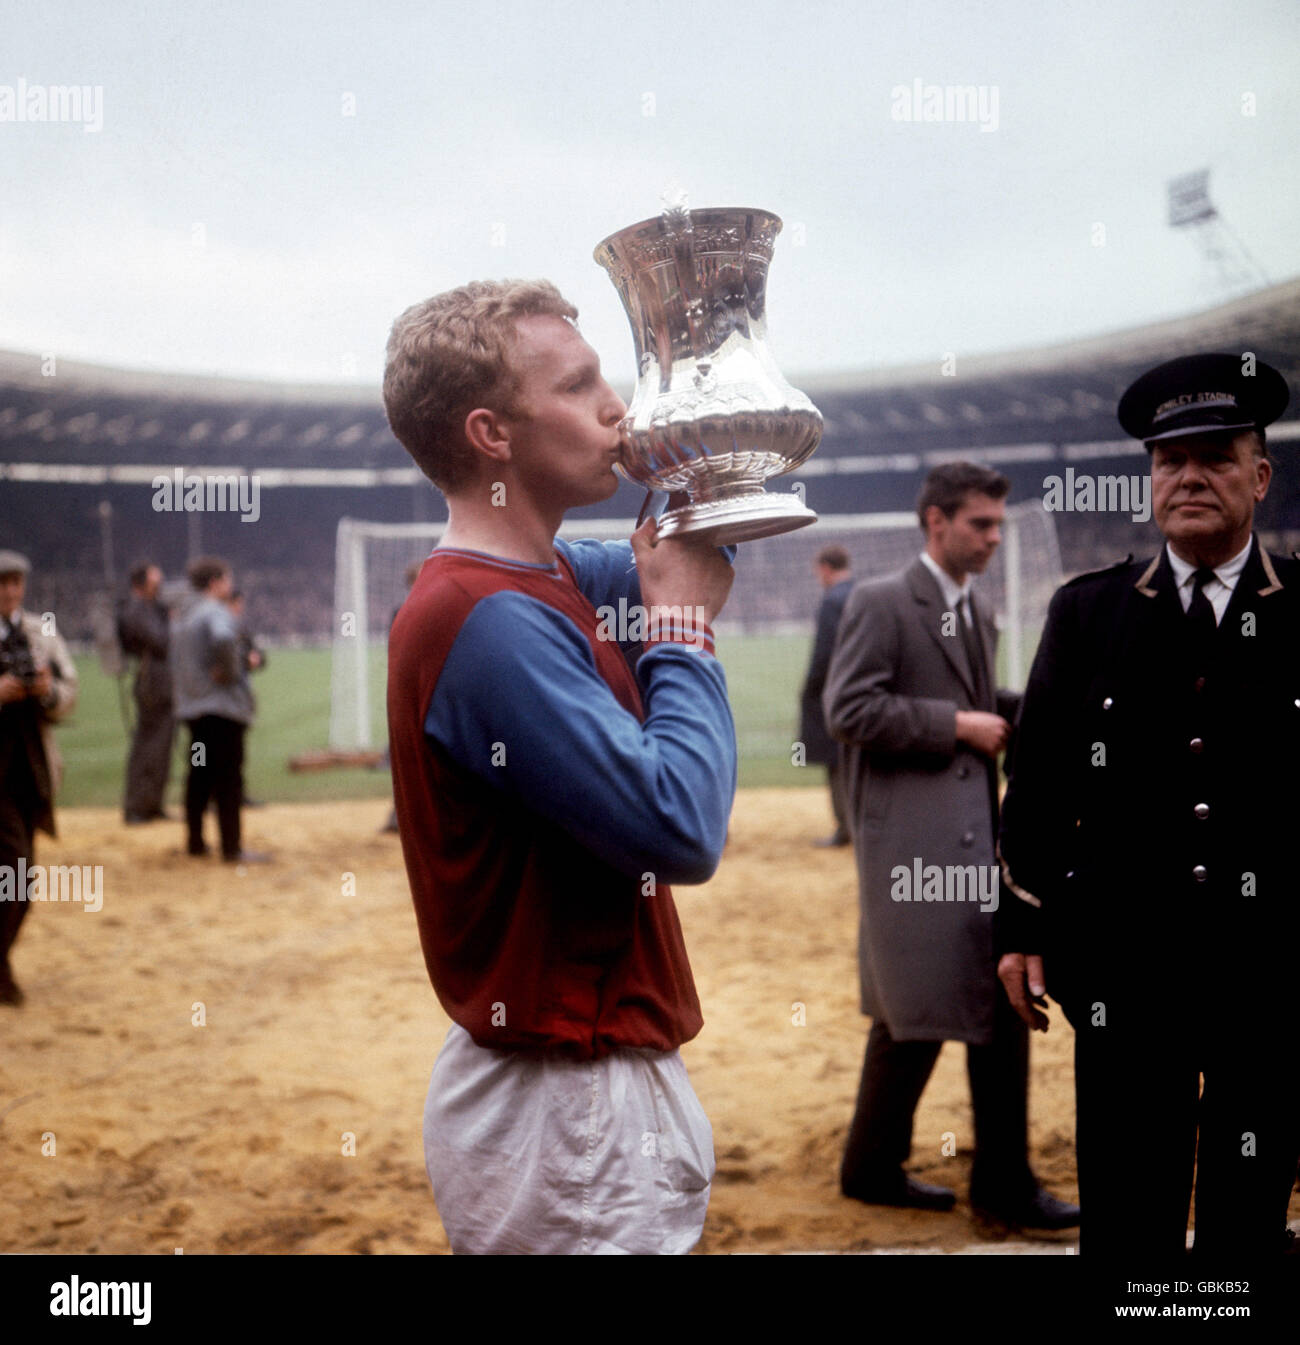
[0,674,26,705]
[631,517,735,629]
[998,952,1050,1032]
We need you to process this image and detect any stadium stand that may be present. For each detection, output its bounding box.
[2,277,1297,644]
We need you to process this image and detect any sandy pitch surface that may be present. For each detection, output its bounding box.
[3,789,1269,1255]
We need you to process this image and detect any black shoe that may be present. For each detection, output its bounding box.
[222,850,272,865]
[150,807,175,821]
[814,833,851,848]
[844,1173,956,1211]
[973,1187,1080,1231]
[0,973,24,1007]
[125,813,153,825]
[186,841,210,857]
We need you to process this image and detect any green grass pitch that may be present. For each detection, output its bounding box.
[58,634,821,808]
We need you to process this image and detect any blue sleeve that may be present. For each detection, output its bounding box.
[554,538,642,611]
[556,535,737,611]
[555,534,738,672]
[425,590,737,884]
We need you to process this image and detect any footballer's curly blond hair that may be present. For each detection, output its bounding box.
[382,279,578,493]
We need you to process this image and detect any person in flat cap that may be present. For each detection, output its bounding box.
[0,551,79,1006]
[995,351,1299,1258]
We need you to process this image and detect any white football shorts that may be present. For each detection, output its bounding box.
[423,1022,715,1254]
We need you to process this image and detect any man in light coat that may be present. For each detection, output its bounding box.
[172,557,268,865]
[823,462,1077,1229]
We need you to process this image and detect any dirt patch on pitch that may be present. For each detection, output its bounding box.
[2,792,1280,1254]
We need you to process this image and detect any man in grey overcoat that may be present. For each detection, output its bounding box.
[823,461,1077,1230]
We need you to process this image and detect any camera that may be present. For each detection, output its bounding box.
[0,625,40,691]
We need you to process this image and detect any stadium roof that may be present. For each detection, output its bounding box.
[2,277,1298,480]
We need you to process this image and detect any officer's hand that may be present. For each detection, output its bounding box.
[997,952,1050,1032]
[0,674,26,704]
[956,711,1011,758]
[631,517,734,630]
[29,667,52,700]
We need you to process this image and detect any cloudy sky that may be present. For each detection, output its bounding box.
[3,0,1298,388]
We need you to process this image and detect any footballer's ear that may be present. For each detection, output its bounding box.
[463,406,512,465]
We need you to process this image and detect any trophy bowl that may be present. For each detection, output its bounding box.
[594,206,822,545]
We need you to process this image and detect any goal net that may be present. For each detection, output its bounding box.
[329,502,1063,757]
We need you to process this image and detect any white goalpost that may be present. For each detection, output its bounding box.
[329,502,1063,751]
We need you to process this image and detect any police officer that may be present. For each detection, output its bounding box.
[997,353,1298,1257]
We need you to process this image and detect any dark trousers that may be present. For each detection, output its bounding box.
[185,715,244,859]
[1072,1008,1299,1258]
[0,793,37,978]
[124,697,174,819]
[841,988,1035,1206]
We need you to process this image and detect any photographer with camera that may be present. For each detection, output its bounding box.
[0,550,78,1006]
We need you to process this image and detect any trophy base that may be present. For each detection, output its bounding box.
[655,492,818,546]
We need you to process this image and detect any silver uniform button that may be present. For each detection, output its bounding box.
[1194,803,1209,819]
[1193,865,1208,882]
[1102,697,1114,710]
[1189,737,1204,753]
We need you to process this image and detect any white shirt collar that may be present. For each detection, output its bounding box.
[919,551,972,612]
[1165,535,1253,619]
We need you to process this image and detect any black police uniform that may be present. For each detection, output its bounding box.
[997,353,1299,1258]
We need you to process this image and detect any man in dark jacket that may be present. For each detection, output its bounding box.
[0,551,78,1005]
[120,561,174,824]
[998,353,1299,1257]
[799,545,853,846]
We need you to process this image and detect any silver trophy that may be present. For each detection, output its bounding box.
[594,205,822,544]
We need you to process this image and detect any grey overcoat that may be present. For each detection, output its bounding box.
[822,558,1018,1045]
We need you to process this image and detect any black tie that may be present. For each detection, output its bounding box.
[1187,567,1218,646]
[959,595,990,711]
